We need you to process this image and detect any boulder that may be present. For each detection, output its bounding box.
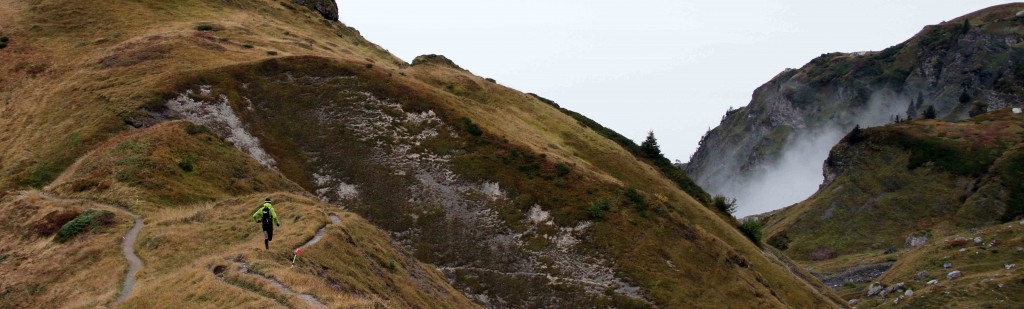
[867,283,884,297]
[914,271,929,281]
[880,282,905,297]
[906,235,928,247]
[292,0,339,21]
[947,270,962,280]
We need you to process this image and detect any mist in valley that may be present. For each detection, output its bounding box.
[719,90,911,217]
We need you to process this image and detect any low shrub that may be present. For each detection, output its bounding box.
[587,200,611,219]
[267,50,278,56]
[185,123,209,135]
[712,195,737,215]
[461,117,483,137]
[195,23,216,31]
[178,157,196,172]
[554,163,572,177]
[54,209,115,243]
[767,232,790,250]
[242,44,254,49]
[738,220,763,245]
[625,188,648,213]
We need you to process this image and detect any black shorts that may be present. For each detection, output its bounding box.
[262,224,274,241]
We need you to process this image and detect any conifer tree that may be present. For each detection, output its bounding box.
[959,89,971,105]
[923,105,937,119]
[906,99,917,119]
[640,130,662,159]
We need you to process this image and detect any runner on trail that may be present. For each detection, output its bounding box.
[252,198,280,250]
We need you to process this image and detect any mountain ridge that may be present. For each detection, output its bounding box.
[686,3,1024,215]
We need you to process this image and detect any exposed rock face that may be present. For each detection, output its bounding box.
[411,54,466,71]
[687,4,1024,211]
[293,0,339,20]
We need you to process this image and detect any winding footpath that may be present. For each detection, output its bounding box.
[114,212,144,306]
[233,213,342,308]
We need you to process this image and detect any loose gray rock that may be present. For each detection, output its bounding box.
[947,270,962,280]
[927,279,939,285]
[1018,10,1024,17]
[849,298,860,305]
[904,289,914,297]
[1017,247,1024,253]
[915,271,929,281]
[818,263,892,288]
[867,283,884,297]
[906,235,928,247]
[974,237,983,244]
[881,282,905,297]
[893,295,904,305]
[1005,263,1015,270]
[943,262,953,268]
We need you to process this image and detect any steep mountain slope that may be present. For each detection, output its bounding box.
[0,0,844,307]
[687,3,1024,211]
[760,110,1024,306]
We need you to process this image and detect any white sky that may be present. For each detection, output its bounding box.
[337,1,1011,162]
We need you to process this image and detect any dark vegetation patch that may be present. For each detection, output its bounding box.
[874,129,998,177]
[738,220,764,246]
[33,210,82,236]
[767,232,790,250]
[712,195,737,215]
[54,209,114,243]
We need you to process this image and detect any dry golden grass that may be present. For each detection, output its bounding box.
[0,191,131,308]
[0,0,847,307]
[120,193,474,308]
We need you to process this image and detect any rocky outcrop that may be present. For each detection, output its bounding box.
[293,0,339,21]
[687,3,1024,205]
[411,54,466,71]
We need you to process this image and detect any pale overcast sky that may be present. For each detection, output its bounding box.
[337,1,1011,162]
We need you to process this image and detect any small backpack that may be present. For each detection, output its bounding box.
[261,207,271,225]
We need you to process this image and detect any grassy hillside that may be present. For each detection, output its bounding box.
[762,109,1024,306]
[1,120,474,308]
[0,191,130,308]
[0,0,843,307]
